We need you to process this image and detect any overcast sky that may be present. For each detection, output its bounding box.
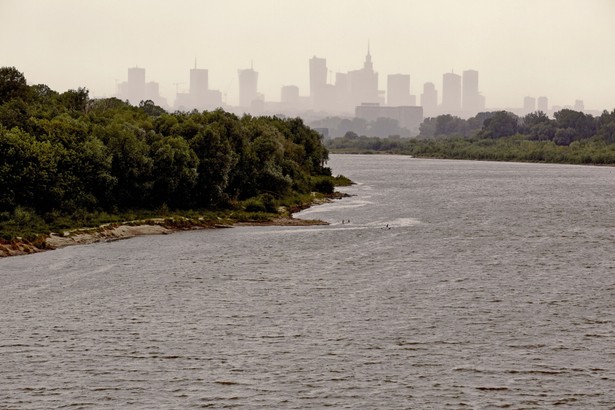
[2,0,614,110]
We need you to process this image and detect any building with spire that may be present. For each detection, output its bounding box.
[348,43,380,108]
[174,61,222,111]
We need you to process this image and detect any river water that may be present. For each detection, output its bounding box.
[1,155,614,409]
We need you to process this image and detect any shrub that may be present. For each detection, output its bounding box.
[311,176,335,194]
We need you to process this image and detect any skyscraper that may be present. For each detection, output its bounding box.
[537,96,549,113]
[387,74,412,106]
[309,56,333,111]
[174,64,222,111]
[420,82,438,117]
[309,57,327,97]
[462,69,479,115]
[238,65,258,108]
[190,67,209,107]
[523,96,536,114]
[281,85,299,105]
[442,72,461,113]
[348,44,379,108]
[190,68,208,96]
[122,67,145,104]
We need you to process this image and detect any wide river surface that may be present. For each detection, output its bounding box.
[1,155,614,409]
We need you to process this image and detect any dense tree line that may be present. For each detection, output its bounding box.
[327,108,615,164]
[0,67,331,228]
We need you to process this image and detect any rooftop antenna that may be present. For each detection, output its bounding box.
[195,58,197,69]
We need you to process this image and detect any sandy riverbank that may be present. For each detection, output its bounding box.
[0,215,328,258]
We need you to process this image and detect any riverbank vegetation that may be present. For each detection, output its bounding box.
[0,67,347,246]
[326,109,615,164]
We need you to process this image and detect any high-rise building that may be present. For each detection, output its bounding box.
[574,99,584,111]
[348,44,379,108]
[335,72,351,112]
[145,82,159,102]
[309,56,336,111]
[117,67,165,106]
[387,74,412,106]
[523,96,536,113]
[420,82,438,117]
[116,67,146,105]
[238,65,258,108]
[309,56,327,102]
[442,72,461,113]
[462,69,480,115]
[190,68,208,98]
[537,96,548,113]
[127,67,145,102]
[281,85,299,105]
[175,64,222,111]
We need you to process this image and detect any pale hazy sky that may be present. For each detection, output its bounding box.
[2,0,614,110]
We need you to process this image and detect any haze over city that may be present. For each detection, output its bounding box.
[2,0,615,112]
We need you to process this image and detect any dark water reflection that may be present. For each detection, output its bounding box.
[1,155,614,408]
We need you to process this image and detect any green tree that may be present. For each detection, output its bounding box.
[190,125,237,207]
[150,136,199,207]
[105,123,153,208]
[0,67,29,104]
[0,127,63,212]
[597,109,615,143]
[554,109,596,140]
[370,117,400,138]
[479,111,519,138]
[59,87,89,114]
[139,99,166,117]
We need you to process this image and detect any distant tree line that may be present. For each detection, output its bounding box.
[0,67,331,230]
[309,116,413,138]
[326,109,615,164]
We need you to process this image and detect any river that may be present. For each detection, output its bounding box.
[1,154,614,408]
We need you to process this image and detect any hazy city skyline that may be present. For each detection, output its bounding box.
[2,0,615,111]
